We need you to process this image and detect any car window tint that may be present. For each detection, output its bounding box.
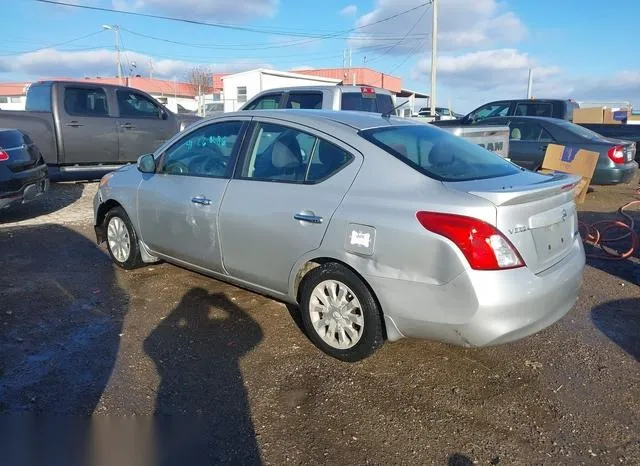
[243,123,313,182]
[341,92,385,113]
[376,94,394,114]
[307,140,353,182]
[469,103,510,122]
[244,94,281,110]
[286,93,323,109]
[514,103,553,117]
[361,124,520,182]
[117,90,161,118]
[509,121,553,141]
[161,121,243,178]
[64,87,109,116]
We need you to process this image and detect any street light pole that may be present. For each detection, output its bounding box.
[102,24,122,83]
[429,0,438,117]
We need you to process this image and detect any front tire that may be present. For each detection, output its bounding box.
[104,206,143,269]
[298,263,384,362]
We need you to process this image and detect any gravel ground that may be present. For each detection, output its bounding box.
[0,179,639,465]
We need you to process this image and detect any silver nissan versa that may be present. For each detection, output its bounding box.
[94,110,585,362]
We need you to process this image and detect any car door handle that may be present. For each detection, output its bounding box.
[66,121,84,127]
[294,212,323,224]
[120,123,135,129]
[191,196,211,206]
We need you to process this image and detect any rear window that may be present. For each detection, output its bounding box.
[341,92,394,114]
[360,124,520,182]
[556,120,608,140]
[25,83,52,112]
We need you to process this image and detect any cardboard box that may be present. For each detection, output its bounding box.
[603,108,629,124]
[573,107,604,124]
[540,144,599,203]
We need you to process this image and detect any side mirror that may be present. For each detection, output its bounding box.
[160,109,168,120]
[137,153,156,173]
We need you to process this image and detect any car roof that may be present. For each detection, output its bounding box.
[211,109,420,131]
[251,85,392,95]
[484,116,568,124]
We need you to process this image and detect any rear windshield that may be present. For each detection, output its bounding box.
[341,92,394,114]
[360,124,520,182]
[556,120,608,140]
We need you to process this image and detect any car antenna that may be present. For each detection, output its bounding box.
[382,100,407,119]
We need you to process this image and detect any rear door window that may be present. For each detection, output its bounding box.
[25,83,52,112]
[64,87,109,117]
[286,92,323,109]
[360,124,520,182]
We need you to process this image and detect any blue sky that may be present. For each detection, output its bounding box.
[1,0,639,111]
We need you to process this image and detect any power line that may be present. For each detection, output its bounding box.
[0,30,105,56]
[34,0,431,47]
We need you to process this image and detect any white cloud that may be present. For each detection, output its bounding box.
[349,0,526,54]
[0,48,271,80]
[111,0,278,21]
[339,5,357,16]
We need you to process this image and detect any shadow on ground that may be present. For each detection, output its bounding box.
[144,287,263,465]
[0,182,85,224]
[591,298,640,361]
[0,224,127,413]
[578,209,640,285]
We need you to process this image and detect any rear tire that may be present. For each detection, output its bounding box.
[104,206,143,270]
[298,263,384,362]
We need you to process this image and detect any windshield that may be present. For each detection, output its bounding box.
[360,124,520,182]
[556,119,609,140]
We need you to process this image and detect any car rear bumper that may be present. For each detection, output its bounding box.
[0,164,49,209]
[592,161,638,185]
[366,236,585,346]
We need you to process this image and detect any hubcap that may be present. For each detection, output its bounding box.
[107,216,131,263]
[309,280,364,350]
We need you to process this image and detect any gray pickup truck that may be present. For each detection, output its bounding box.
[0,81,200,180]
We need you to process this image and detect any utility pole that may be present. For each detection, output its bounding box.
[429,0,438,117]
[527,68,533,99]
[102,24,122,83]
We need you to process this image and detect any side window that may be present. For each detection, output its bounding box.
[286,92,323,109]
[25,83,52,112]
[307,140,353,182]
[117,90,161,119]
[241,123,353,183]
[161,121,243,178]
[469,103,510,122]
[0,97,7,103]
[514,103,553,117]
[64,87,109,117]
[509,121,554,142]
[244,93,281,110]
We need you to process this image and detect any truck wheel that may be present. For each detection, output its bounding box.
[104,206,143,269]
[298,263,384,362]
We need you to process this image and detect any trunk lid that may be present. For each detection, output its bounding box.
[0,129,41,172]
[445,171,581,274]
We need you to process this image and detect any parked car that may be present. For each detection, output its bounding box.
[241,85,396,114]
[475,116,638,184]
[416,107,459,120]
[0,81,201,181]
[94,110,585,362]
[433,98,640,160]
[0,129,49,209]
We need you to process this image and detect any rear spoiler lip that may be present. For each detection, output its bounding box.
[465,174,582,206]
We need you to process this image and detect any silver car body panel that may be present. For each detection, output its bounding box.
[95,110,585,347]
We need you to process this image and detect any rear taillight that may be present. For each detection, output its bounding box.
[416,211,525,271]
[0,150,8,162]
[607,145,625,164]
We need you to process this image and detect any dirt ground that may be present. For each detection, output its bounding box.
[1,180,639,465]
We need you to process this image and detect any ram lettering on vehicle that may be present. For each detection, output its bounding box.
[478,141,504,152]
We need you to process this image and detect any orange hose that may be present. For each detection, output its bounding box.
[578,187,640,260]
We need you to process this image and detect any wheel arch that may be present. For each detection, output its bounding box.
[290,256,389,340]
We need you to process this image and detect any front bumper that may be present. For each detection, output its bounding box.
[591,161,638,185]
[367,236,585,347]
[0,164,49,209]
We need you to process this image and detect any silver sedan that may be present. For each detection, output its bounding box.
[94,110,585,361]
